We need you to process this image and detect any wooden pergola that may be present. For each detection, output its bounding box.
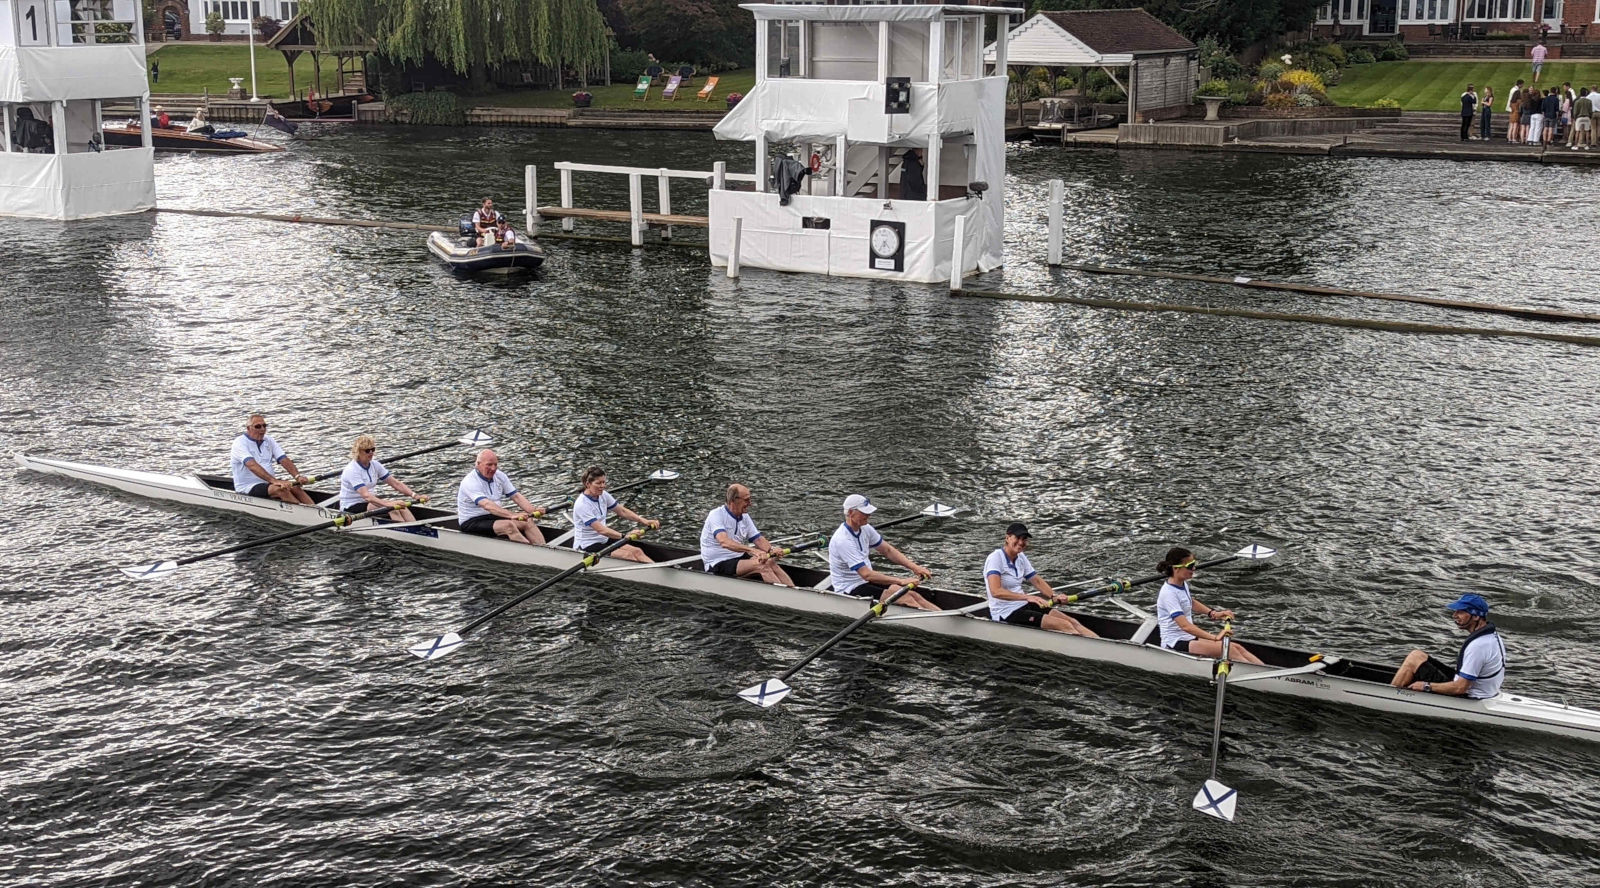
[264,14,377,100]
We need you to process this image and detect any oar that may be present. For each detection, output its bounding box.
[1047,544,1277,610]
[766,502,957,557]
[1192,622,1238,822]
[119,500,416,579]
[737,581,922,708]
[299,429,494,485]
[408,528,650,661]
[528,469,681,519]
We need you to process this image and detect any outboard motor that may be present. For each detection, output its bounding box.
[458,214,476,245]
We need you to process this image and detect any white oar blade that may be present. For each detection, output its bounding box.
[457,430,494,446]
[922,502,958,517]
[649,469,681,481]
[1235,543,1277,560]
[409,632,465,661]
[1192,779,1238,822]
[737,678,792,708]
[120,561,178,580]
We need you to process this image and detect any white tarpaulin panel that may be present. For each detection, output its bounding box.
[0,147,154,219]
[0,152,65,217]
[716,80,980,144]
[0,45,147,102]
[741,4,1014,23]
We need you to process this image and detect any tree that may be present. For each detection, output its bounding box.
[616,0,752,67]
[307,0,609,81]
[1029,0,1321,52]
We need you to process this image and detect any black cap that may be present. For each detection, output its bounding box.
[1005,522,1031,539]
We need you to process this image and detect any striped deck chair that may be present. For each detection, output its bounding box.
[662,75,682,101]
[697,76,720,102]
[633,75,651,101]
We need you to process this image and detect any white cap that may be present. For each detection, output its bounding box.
[842,494,876,515]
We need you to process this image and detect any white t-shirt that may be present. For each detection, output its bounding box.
[1155,580,1197,649]
[700,505,762,569]
[339,458,392,511]
[827,522,883,594]
[983,548,1038,622]
[1457,630,1508,699]
[572,490,619,549]
[230,433,287,493]
[500,228,517,247]
[457,468,517,524]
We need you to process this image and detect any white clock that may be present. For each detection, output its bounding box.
[870,223,901,258]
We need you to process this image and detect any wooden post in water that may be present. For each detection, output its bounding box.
[628,173,644,247]
[658,167,672,240]
[525,165,539,236]
[728,217,742,279]
[950,214,967,291]
[559,167,575,233]
[1047,178,1063,266]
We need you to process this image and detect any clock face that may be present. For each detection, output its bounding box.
[870,224,901,258]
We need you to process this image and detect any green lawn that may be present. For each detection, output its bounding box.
[1329,60,1600,110]
[148,44,356,100]
[467,68,756,111]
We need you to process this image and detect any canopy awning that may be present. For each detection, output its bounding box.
[741,3,1019,22]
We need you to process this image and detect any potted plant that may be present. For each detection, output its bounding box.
[725,92,742,110]
[572,90,593,108]
[205,11,224,41]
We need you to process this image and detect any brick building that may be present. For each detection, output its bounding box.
[1312,1,1598,44]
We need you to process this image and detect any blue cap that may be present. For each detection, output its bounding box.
[1445,594,1489,617]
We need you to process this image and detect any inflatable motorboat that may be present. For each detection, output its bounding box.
[427,216,546,274]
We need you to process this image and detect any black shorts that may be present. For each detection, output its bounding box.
[459,514,500,537]
[246,482,271,498]
[708,555,751,577]
[581,540,614,554]
[344,501,369,514]
[842,582,888,599]
[1171,639,1193,653]
[1001,602,1047,627]
[1414,656,1456,684]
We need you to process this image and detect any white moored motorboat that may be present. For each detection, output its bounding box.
[15,452,1600,744]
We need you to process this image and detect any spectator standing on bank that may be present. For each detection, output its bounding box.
[1572,88,1594,150]
[150,59,159,84]
[1542,87,1561,145]
[1525,88,1545,145]
[1459,85,1477,141]
[1480,85,1494,140]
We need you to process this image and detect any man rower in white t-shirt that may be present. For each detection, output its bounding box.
[982,523,1097,636]
[698,483,794,587]
[229,414,314,505]
[572,465,659,563]
[826,494,939,611]
[454,449,546,546]
[1391,594,1507,699]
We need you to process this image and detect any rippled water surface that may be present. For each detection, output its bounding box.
[4,128,1600,887]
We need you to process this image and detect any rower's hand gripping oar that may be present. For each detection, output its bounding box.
[738,581,923,709]
[119,500,419,579]
[524,469,680,520]
[1046,544,1277,610]
[1193,622,1238,822]
[298,429,494,486]
[408,528,651,661]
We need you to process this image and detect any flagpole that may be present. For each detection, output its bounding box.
[248,4,261,102]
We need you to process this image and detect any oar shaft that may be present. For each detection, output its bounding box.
[1207,626,1233,782]
[1057,554,1242,606]
[175,502,405,566]
[454,530,645,638]
[777,582,917,682]
[778,511,928,557]
[303,438,463,484]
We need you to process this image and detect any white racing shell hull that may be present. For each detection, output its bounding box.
[16,453,1600,743]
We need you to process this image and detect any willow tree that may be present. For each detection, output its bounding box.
[308,0,609,88]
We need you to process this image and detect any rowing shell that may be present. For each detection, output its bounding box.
[16,453,1600,744]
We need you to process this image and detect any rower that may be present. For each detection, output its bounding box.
[338,435,422,522]
[1391,594,1507,699]
[1155,547,1264,665]
[230,414,314,505]
[454,449,545,545]
[572,465,659,563]
[826,494,940,611]
[983,523,1097,637]
[699,483,795,587]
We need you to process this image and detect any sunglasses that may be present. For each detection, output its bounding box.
[1175,559,1198,570]
[250,423,267,430]
[360,447,375,453]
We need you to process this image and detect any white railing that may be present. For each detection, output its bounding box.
[524,161,758,246]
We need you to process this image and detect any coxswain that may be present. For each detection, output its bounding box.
[1390,594,1507,699]
[699,483,795,587]
[1154,547,1264,664]
[454,449,546,545]
[983,523,1097,636]
[826,494,940,611]
[572,465,659,563]
[338,435,422,522]
[229,414,314,505]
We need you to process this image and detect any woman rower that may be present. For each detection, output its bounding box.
[983,523,1096,637]
[338,435,422,523]
[571,465,659,563]
[1154,547,1264,665]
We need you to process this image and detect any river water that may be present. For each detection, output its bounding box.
[3,127,1599,887]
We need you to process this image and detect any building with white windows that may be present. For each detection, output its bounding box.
[709,2,1018,284]
[1,0,156,219]
[1313,0,1594,42]
[150,0,298,39]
